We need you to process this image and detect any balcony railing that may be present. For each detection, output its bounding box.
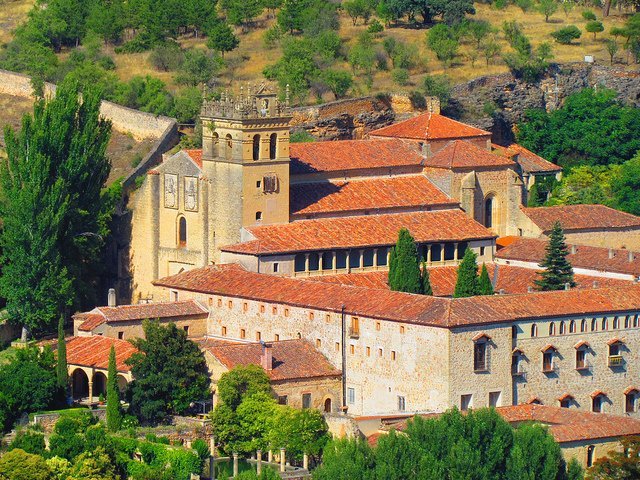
[608,355,624,367]
[348,327,360,339]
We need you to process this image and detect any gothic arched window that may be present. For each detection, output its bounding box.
[269,133,277,160]
[178,217,187,248]
[253,134,261,161]
[484,196,494,228]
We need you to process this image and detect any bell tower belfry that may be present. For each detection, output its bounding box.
[200,84,292,258]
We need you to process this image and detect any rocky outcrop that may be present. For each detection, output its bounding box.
[449,63,640,145]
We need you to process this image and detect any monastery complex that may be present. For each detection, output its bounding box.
[67,86,640,467]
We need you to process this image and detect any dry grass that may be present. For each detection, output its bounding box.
[0,0,35,45]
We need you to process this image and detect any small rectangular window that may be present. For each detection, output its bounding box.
[378,348,383,357]
[284,308,289,317]
[489,391,501,408]
[474,342,488,372]
[335,342,340,352]
[326,314,331,323]
[256,331,261,341]
[218,299,222,307]
[316,339,321,348]
[302,393,311,409]
[260,305,265,313]
[228,300,233,309]
[240,328,246,339]
[272,306,277,315]
[208,297,213,307]
[376,322,381,331]
[391,351,396,361]
[576,349,586,369]
[274,334,280,341]
[256,180,262,189]
[366,347,371,357]
[309,312,314,320]
[183,326,189,335]
[171,290,179,301]
[117,331,124,339]
[400,325,405,334]
[347,387,355,405]
[461,394,473,411]
[243,302,248,312]
[398,396,406,412]
[480,246,486,256]
[278,395,288,405]
[273,263,279,273]
[350,344,355,355]
[222,326,227,336]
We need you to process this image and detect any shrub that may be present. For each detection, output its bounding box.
[422,75,452,108]
[586,20,604,39]
[551,25,582,44]
[391,68,410,86]
[290,130,316,143]
[192,438,209,464]
[515,0,534,12]
[582,9,597,21]
[367,19,384,35]
[493,0,508,9]
[8,429,46,456]
[149,42,184,71]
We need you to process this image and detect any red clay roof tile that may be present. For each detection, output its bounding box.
[199,339,340,381]
[221,210,495,255]
[427,140,515,169]
[184,149,203,169]
[65,336,137,372]
[492,143,561,173]
[369,113,490,141]
[521,205,640,232]
[289,138,424,175]
[290,176,456,217]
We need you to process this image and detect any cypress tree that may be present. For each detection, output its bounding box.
[388,246,397,288]
[534,222,576,291]
[106,346,122,431]
[420,261,433,295]
[388,228,421,294]
[478,263,494,296]
[56,316,68,391]
[454,248,480,298]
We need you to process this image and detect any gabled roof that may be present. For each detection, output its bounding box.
[184,149,203,169]
[153,264,640,329]
[426,140,515,169]
[521,205,640,232]
[75,300,208,332]
[65,336,138,372]
[199,339,340,381]
[221,210,495,255]
[496,237,640,276]
[369,113,490,141]
[289,138,424,175]
[290,175,457,217]
[492,143,561,173]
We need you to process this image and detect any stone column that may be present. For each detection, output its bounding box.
[427,244,432,265]
[88,380,93,405]
[359,250,364,269]
[209,436,216,479]
[303,453,309,470]
[332,251,337,272]
[304,254,309,273]
[280,448,286,472]
[233,452,239,478]
[268,450,273,463]
[454,242,459,262]
[440,243,445,264]
[257,450,262,475]
[373,249,378,268]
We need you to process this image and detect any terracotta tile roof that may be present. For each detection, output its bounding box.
[290,176,456,217]
[75,300,208,332]
[521,205,640,232]
[426,140,515,169]
[492,143,561,173]
[496,237,640,277]
[184,149,203,169]
[289,139,424,175]
[199,339,340,381]
[369,113,491,141]
[310,264,631,296]
[153,264,640,328]
[221,210,495,255]
[65,336,137,372]
[380,405,640,444]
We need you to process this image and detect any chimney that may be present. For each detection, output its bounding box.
[107,288,116,307]
[260,342,273,372]
[629,251,635,263]
[499,289,505,295]
[527,286,533,293]
[609,248,615,259]
[593,281,599,289]
[564,282,570,290]
[571,245,577,254]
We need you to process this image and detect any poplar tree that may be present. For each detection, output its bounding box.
[478,263,494,296]
[388,228,421,294]
[454,248,480,298]
[420,261,433,295]
[0,79,113,339]
[534,222,576,291]
[56,317,68,392]
[106,346,122,432]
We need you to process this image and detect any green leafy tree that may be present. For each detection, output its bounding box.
[207,23,240,57]
[86,0,125,44]
[453,248,480,298]
[388,228,421,294]
[313,437,375,480]
[278,0,311,34]
[427,24,459,67]
[430,0,476,25]
[534,222,576,291]
[263,38,318,103]
[0,449,52,480]
[8,429,46,457]
[106,346,122,432]
[506,423,563,479]
[217,364,271,410]
[68,447,116,480]
[468,20,492,47]
[537,0,558,22]
[321,70,353,100]
[582,10,597,21]
[343,0,372,25]
[588,436,640,479]
[56,316,68,394]
[606,38,619,64]
[234,392,279,455]
[586,21,605,40]
[0,79,112,339]
[420,261,433,295]
[175,49,222,86]
[551,25,582,44]
[566,458,584,480]
[348,32,376,77]
[270,407,329,462]
[172,87,204,124]
[611,155,640,215]
[478,263,494,295]
[127,321,211,423]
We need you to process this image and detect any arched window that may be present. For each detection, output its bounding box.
[255,211,262,222]
[587,446,595,467]
[581,319,587,332]
[625,316,631,329]
[484,196,494,228]
[592,393,605,413]
[635,315,639,328]
[225,134,233,160]
[591,318,598,332]
[212,132,219,157]
[549,323,555,336]
[178,217,187,248]
[602,317,609,330]
[531,324,538,337]
[294,254,306,273]
[626,389,639,413]
[613,317,619,329]
[569,320,576,333]
[269,133,277,160]
[252,134,260,161]
[560,321,566,335]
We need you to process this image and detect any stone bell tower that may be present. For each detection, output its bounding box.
[200,83,292,257]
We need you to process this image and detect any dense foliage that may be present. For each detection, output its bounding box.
[106,346,123,432]
[535,222,576,291]
[127,321,211,424]
[588,435,640,479]
[314,408,581,480]
[388,228,422,294]
[453,248,480,298]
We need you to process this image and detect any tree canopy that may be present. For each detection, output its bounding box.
[535,222,576,291]
[388,228,422,294]
[453,248,480,298]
